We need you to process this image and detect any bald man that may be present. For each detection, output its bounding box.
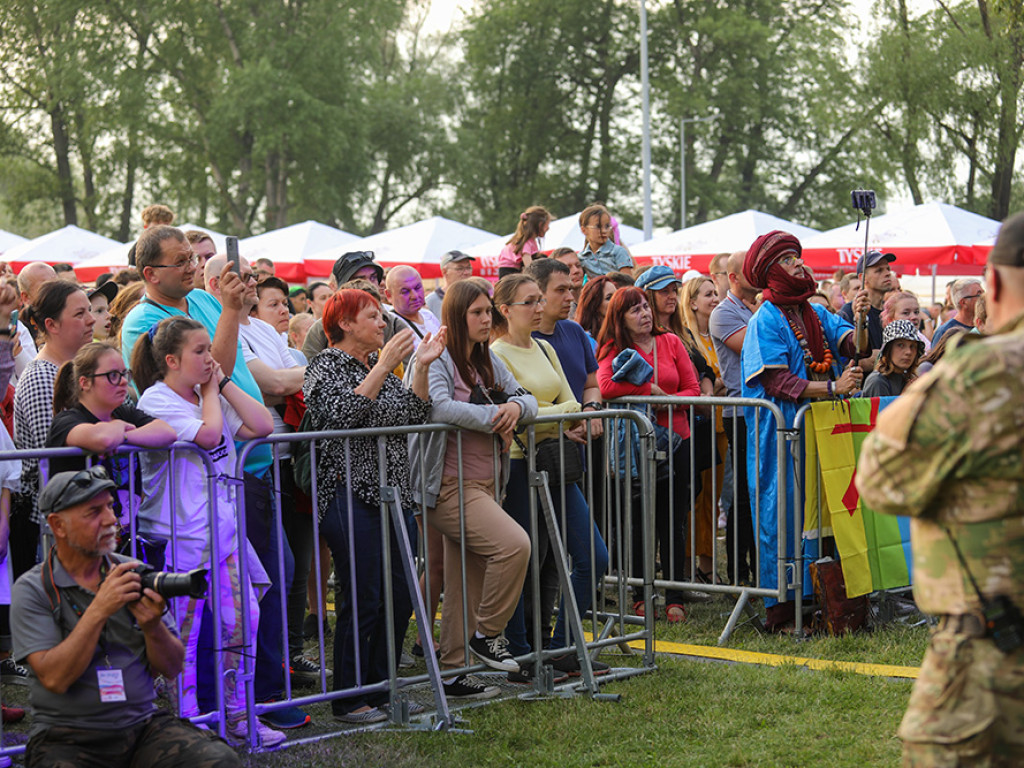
[384,265,440,350]
[13,262,58,377]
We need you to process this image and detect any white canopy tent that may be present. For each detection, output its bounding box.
[4,225,122,270]
[306,216,497,280]
[241,220,357,282]
[801,202,999,274]
[0,230,27,255]
[629,210,821,274]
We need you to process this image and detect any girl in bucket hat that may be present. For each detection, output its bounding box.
[862,319,925,397]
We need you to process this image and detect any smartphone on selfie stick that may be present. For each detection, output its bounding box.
[226,236,240,275]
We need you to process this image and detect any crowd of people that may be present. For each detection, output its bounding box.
[0,199,996,760]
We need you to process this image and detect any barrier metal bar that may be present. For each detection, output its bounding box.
[607,396,789,644]
[0,442,232,762]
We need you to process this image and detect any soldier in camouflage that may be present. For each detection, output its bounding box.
[857,210,1024,767]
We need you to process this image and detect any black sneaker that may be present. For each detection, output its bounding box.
[442,675,500,700]
[291,654,332,683]
[549,653,611,677]
[0,657,28,686]
[507,663,570,685]
[468,634,518,672]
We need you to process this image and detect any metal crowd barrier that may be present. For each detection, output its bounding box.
[0,442,237,766]
[233,409,658,750]
[607,396,791,644]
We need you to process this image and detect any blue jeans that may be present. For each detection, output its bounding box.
[319,486,414,715]
[504,459,609,654]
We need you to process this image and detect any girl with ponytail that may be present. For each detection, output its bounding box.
[129,316,281,744]
[497,205,552,278]
[46,342,175,509]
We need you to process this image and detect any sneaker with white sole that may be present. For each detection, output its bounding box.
[291,654,331,683]
[442,674,500,700]
[468,633,518,672]
[227,716,287,748]
[0,657,28,686]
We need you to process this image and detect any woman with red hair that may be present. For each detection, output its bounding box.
[739,231,868,631]
[304,289,446,723]
[596,287,700,623]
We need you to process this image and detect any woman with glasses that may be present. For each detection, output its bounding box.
[492,274,610,676]
[11,281,96,580]
[740,232,867,632]
[46,342,176,520]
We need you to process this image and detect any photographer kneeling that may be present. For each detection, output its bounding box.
[10,468,240,768]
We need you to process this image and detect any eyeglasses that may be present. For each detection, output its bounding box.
[46,466,111,516]
[150,253,199,271]
[240,272,258,284]
[586,224,612,231]
[85,368,132,386]
[962,293,983,301]
[778,254,803,266]
[508,297,547,308]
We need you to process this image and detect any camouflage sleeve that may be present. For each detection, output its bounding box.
[857,357,975,518]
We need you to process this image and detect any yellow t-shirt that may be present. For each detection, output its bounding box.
[491,338,581,459]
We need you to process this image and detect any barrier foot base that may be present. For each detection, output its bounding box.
[591,692,621,702]
[718,590,763,645]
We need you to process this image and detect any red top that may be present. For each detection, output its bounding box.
[597,333,701,439]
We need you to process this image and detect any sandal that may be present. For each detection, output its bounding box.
[633,601,660,619]
[665,603,687,624]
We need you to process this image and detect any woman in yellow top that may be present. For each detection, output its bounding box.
[491,274,609,677]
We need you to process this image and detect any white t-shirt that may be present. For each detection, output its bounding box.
[238,317,302,456]
[136,381,244,571]
[13,320,37,383]
[393,308,441,350]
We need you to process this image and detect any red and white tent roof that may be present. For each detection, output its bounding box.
[629,210,821,274]
[306,216,497,280]
[240,220,358,282]
[801,202,1000,274]
[3,225,122,271]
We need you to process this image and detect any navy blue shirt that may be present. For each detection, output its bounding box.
[533,320,598,403]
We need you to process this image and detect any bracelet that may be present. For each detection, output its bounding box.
[218,376,232,393]
[827,380,834,398]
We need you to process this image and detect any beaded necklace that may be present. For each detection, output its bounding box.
[784,309,834,374]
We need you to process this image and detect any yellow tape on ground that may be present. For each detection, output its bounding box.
[589,633,919,679]
[323,605,920,680]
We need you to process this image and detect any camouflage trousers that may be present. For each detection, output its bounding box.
[902,621,1024,767]
[25,709,240,768]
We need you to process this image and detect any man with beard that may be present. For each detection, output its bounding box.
[740,231,868,631]
[11,467,240,767]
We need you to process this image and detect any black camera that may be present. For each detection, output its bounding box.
[134,563,209,599]
[851,189,877,217]
[984,595,1024,654]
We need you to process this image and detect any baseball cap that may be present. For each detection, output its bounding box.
[635,265,682,292]
[855,250,896,275]
[88,280,119,305]
[39,466,117,517]
[440,250,475,268]
[988,211,1024,267]
[332,251,383,286]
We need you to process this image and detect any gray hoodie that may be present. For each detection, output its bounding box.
[405,347,537,509]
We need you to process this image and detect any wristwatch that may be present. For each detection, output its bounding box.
[582,401,603,412]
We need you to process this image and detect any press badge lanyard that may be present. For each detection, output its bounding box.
[52,553,128,703]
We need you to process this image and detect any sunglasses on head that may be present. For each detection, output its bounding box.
[47,466,111,516]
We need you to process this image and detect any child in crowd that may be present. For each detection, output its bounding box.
[862,320,924,398]
[497,206,552,278]
[577,203,634,280]
[130,316,281,746]
[881,290,932,351]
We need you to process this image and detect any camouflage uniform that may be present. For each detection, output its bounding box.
[857,311,1024,767]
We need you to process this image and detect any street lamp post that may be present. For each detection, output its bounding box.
[640,0,652,239]
[680,113,720,230]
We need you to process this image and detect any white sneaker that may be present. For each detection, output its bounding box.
[228,716,287,748]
